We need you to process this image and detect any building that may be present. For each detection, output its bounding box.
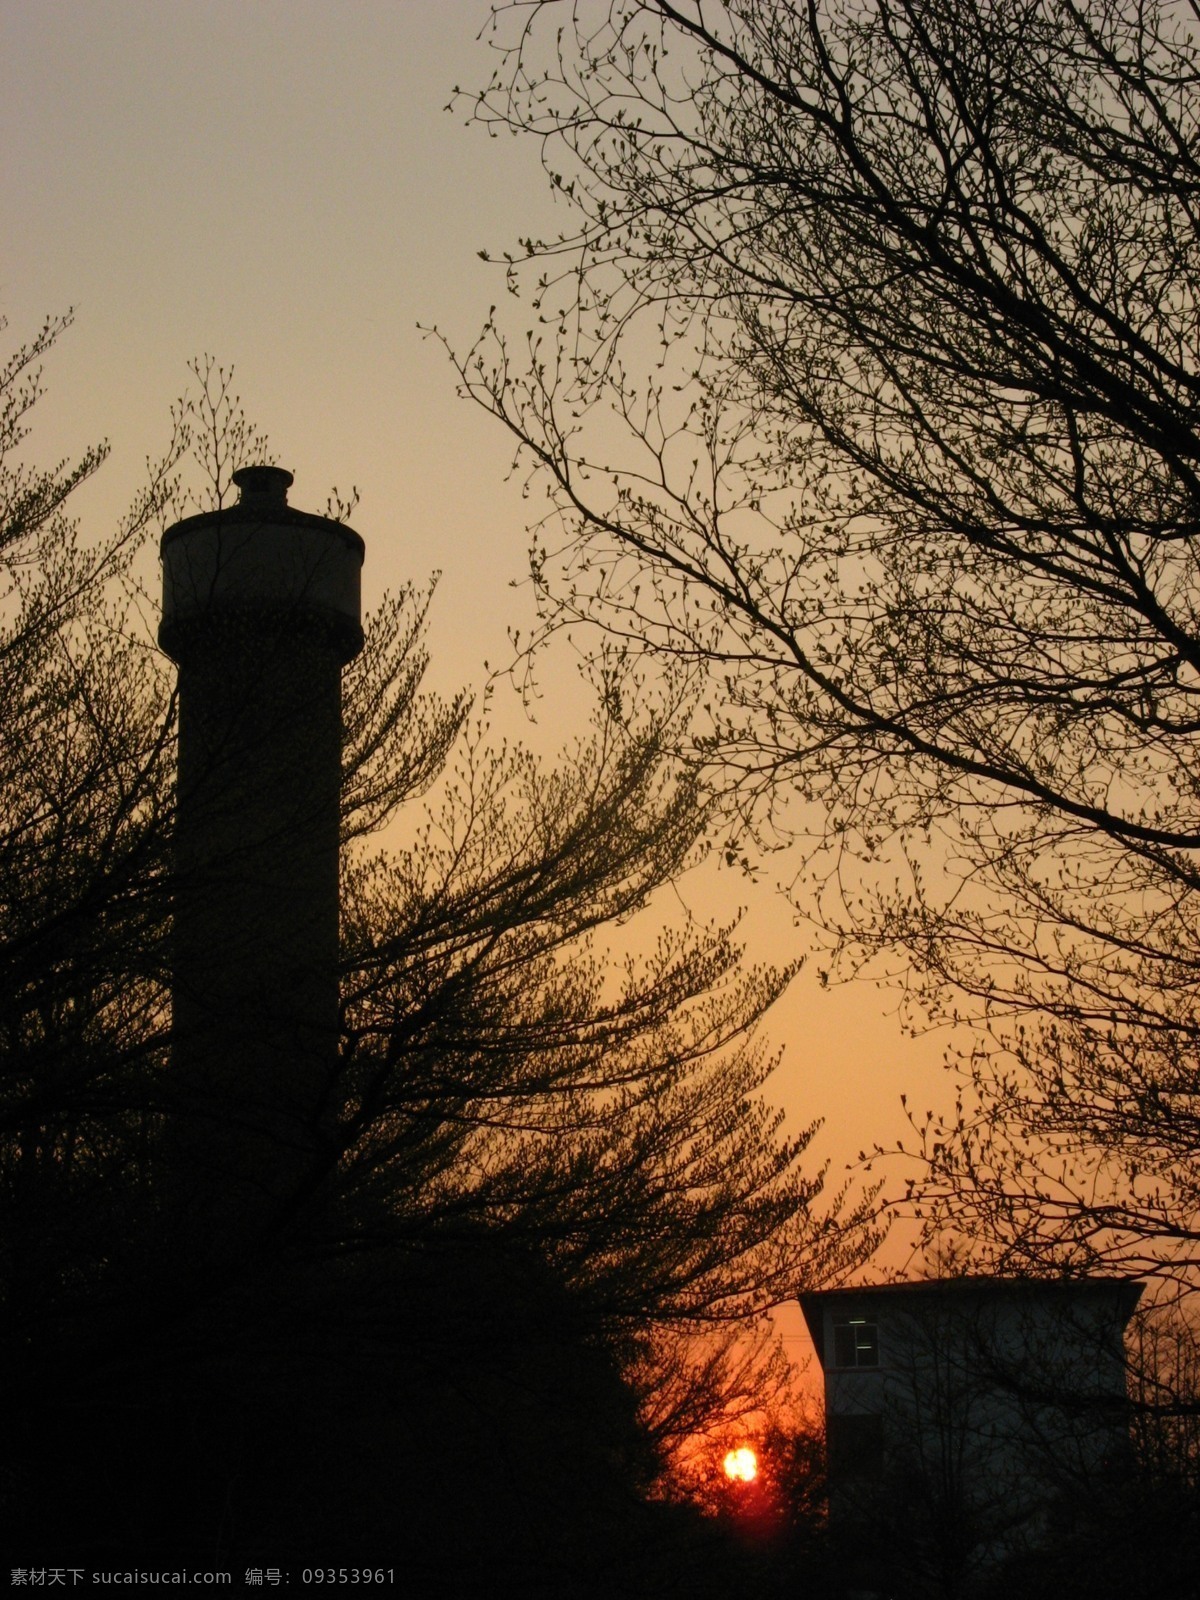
[159,463,363,1216]
[800,1276,1142,1593]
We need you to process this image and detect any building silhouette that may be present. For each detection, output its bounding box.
[801,1276,1142,1594]
[159,463,363,1210]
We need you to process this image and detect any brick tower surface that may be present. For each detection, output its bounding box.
[160,465,363,1199]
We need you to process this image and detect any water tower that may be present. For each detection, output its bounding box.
[160,465,363,1204]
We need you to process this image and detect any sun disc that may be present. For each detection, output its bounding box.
[723,1446,757,1483]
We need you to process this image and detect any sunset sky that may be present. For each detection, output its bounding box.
[2,0,951,1342]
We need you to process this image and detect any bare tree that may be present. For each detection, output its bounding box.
[1129,1300,1200,1486]
[1,311,183,1318]
[450,0,1200,1306]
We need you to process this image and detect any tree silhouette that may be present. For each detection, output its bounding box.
[452,0,1200,1310]
[0,315,873,1568]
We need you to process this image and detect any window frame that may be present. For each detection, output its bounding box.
[833,1316,880,1369]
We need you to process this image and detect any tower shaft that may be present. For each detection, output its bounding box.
[160,466,363,1205]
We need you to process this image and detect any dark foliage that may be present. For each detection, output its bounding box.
[0,321,870,1568]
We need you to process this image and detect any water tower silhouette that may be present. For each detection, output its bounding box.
[160,465,363,1205]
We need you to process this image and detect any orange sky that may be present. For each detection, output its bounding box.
[1,1,956,1346]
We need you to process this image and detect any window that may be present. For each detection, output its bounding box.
[833,1318,879,1368]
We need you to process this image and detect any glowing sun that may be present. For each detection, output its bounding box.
[722,1446,758,1483]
